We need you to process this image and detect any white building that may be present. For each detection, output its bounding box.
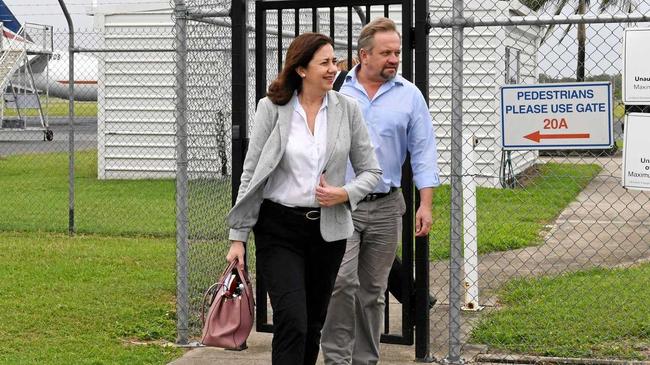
[93,0,541,185]
[94,1,231,179]
[429,0,542,187]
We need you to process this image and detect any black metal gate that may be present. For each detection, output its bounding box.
[232,0,433,359]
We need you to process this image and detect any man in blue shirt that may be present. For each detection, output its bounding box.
[321,17,440,365]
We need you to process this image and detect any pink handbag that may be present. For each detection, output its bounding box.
[200,259,254,349]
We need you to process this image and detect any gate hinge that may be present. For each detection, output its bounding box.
[409,13,433,49]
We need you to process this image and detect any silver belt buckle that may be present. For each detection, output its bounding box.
[305,210,320,220]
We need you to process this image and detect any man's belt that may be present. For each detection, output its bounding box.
[361,187,399,202]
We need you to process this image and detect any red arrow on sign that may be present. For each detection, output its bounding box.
[523,131,591,143]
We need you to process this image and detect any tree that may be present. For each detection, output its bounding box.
[520,0,636,81]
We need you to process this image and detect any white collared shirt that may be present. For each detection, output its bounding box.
[263,93,328,208]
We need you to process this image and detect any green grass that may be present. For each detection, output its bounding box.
[0,231,184,364]
[0,150,176,236]
[470,264,650,360]
[4,98,97,117]
[1,152,601,260]
[0,151,236,358]
[428,163,602,259]
[614,103,625,119]
[0,151,622,362]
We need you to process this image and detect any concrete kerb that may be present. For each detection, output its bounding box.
[475,353,650,365]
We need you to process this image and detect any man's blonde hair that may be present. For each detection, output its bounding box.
[357,17,400,57]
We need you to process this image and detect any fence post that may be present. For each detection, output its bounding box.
[445,0,465,363]
[174,0,190,345]
[231,0,248,206]
[57,0,75,235]
[414,0,433,361]
[231,0,248,275]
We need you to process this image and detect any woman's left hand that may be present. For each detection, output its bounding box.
[316,175,349,207]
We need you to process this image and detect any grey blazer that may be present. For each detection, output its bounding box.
[227,90,381,242]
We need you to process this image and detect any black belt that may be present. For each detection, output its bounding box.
[361,187,399,202]
[262,199,320,220]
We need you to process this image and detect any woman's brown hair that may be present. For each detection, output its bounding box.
[267,33,334,105]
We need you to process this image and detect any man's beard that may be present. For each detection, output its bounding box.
[380,66,397,80]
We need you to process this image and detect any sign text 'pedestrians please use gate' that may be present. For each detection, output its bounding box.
[500,82,613,150]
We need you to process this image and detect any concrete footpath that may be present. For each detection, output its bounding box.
[167,331,422,365]
[169,155,650,365]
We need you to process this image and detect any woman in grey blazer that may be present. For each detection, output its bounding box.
[226,33,381,365]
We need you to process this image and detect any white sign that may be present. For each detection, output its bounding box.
[500,82,613,150]
[623,28,650,105]
[622,113,650,191]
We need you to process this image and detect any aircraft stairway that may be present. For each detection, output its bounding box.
[0,49,25,91]
[0,23,52,142]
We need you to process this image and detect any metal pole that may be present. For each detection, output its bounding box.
[399,0,415,348]
[232,0,248,276]
[187,8,230,18]
[57,0,75,235]
[72,48,175,53]
[231,0,248,206]
[253,1,270,332]
[414,0,433,362]
[429,13,650,28]
[445,0,465,363]
[174,0,190,345]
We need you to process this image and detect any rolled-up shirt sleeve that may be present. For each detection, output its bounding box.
[408,92,440,190]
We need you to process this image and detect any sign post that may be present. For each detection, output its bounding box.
[622,113,650,191]
[461,133,482,311]
[500,82,613,150]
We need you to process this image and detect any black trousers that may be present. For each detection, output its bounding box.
[254,200,346,365]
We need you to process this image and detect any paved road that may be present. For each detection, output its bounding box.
[0,118,624,158]
[0,117,97,157]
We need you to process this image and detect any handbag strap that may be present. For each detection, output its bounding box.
[201,281,222,325]
[219,259,238,281]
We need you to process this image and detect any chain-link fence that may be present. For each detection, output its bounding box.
[0,20,177,237]
[427,0,650,362]
[0,0,231,341]
[0,0,237,345]
[174,0,240,342]
[176,0,650,361]
[4,0,649,362]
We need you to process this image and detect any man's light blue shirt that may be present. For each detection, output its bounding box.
[343,65,440,193]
